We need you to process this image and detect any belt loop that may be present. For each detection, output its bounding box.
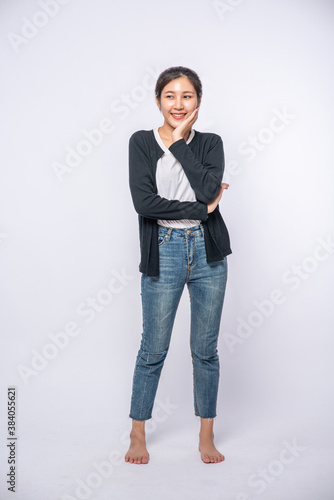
[166,227,172,241]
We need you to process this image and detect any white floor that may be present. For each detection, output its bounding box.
[1,395,333,500]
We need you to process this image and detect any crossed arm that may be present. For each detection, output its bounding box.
[128,132,228,221]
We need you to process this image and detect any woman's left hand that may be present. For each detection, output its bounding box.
[171,107,199,143]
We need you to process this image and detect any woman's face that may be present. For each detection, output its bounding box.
[156,76,200,129]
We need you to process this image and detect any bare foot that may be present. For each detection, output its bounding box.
[199,431,225,464]
[124,427,149,464]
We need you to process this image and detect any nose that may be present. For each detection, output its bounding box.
[173,97,184,110]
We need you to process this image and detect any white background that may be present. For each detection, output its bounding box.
[1,0,333,499]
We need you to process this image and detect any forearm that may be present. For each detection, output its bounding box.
[168,136,224,203]
[129,186,208,221]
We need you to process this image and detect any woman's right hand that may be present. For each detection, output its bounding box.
[207,183,229,214]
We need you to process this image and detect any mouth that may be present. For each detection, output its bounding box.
[171,113,186,120]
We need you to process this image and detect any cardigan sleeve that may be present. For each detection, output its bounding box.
[129,133,208,221]
[168,134,224,204]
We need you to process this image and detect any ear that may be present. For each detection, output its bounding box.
[155,96,161,111]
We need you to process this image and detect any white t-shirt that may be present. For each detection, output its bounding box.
[153,127,201,228]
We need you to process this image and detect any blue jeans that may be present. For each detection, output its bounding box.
[129,224,228,420]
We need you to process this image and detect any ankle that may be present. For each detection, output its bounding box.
[130,425,146,439]
[199,426,214,437]
[199,430,214,438]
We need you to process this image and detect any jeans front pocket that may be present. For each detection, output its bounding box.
[158,234,166,246]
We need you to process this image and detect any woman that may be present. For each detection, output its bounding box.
[125,66,232,464]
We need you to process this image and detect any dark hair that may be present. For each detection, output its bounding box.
[155,66,202,102]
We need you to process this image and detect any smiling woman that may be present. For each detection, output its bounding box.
[125,66,232,465]
[155,68,202,147]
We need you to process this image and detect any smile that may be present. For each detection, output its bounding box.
[171,113,186,119]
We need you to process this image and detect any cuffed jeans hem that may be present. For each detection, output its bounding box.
[195,414,217,419]
[129,413,152,421]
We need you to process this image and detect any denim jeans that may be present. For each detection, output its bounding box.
[129,224,228,420]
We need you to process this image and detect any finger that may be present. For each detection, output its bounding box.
[188,108,199,122]
[185,108,198,119]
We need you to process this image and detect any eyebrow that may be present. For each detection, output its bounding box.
[162,90,195,94]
